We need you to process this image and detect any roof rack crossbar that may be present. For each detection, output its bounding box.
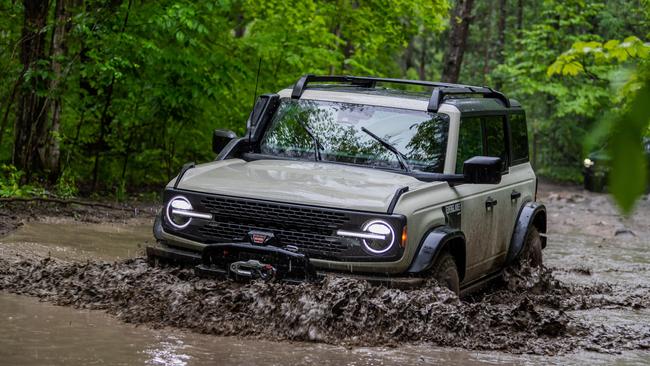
[427,87,510,112]
[291,74,510,112]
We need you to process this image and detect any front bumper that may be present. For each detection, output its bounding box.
[147,241,426,288]
[149,215,425,288]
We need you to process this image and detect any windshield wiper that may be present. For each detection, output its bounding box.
[360,127,411,172]
[296,120,324,161]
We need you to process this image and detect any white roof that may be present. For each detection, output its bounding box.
[277,88,429,111]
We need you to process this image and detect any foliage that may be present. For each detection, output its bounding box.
[548,34,650,213]
[547,36,650,78]
[0,165,45,198]
[607,73,650,213]
[489,0,606,180]
[0,0,449,193]
[55,169,78,199]
[0,0,648,201]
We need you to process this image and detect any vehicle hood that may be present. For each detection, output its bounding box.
[173,159,427,213]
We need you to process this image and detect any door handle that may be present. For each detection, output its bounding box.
[485,197,498,210]
[511,190,521,200]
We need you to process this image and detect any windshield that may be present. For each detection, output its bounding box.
[260,99,449,173]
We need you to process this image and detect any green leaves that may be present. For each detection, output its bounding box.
[0,0,452,190]
[550,33,650,213]
[547,36,650,77]
[607,71,650,214]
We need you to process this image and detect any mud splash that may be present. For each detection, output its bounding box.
[1,250,648,355]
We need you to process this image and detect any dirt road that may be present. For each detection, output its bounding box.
[0,183,649,365]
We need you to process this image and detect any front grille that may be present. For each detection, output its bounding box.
[198,222,347,259]
[200,196,350,230]
[196,195,353,259]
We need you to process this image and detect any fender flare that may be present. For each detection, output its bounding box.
[506,201,547,265]
[407,226,466,281]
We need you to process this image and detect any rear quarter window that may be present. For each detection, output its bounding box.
[510,113,529,165]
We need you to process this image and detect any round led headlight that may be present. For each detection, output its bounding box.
[166,196,192,229]
[361,220,395,254]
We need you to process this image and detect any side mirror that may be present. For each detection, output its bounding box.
[463,156,502,184]
[212,129,237,155]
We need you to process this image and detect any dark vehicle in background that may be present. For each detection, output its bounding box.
[583,138,650,192]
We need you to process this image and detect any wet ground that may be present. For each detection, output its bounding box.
[1,183,650,365]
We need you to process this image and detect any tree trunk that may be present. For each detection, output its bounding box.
[90,0,131,192]
[13,0,50,182]
[0,73,25,150]
[441,0,475,83]
[40,0,68,182]
[481,3,494,82]
[403,38,415,72]
[496,0,507,65]
[494,0,507,89]
[516,0,524,34]
[418,36,428,80]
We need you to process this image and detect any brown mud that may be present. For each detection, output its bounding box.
[1,183,649,357]
[0,199,157,236]
[0,250,648,354]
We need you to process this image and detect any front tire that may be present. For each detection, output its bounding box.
[520,227,543,267]
[432,252,460,295]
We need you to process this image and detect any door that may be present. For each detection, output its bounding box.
[502,112,537,241]
[452,115,511,282]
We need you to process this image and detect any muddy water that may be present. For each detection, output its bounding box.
[1,200,650,365]
[2,294,649,366]
[1,218,153,261]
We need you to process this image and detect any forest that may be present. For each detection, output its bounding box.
[0,0,648,210]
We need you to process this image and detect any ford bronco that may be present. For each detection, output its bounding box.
[147,75,547,295]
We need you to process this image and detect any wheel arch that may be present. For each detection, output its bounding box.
[506,201,547,265]
[407,226,467,282]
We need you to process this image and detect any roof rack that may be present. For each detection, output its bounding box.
[290,74,510,112]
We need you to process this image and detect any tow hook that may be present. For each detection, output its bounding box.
[229,260,277,281]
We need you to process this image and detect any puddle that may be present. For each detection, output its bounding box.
[1,218,153,261]
[1,293,649,366]
[546,232,650,287]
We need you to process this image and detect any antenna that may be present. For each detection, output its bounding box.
[248,57,262,147]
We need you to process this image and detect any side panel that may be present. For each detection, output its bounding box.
[501,163,536,247]
[390,181,459,274]
[450,183,503,281]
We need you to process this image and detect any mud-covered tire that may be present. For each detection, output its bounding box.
[432,252,460,295]
[520,227,543,267]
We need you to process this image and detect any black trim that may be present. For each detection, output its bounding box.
[387,186,409,214]
[216,137,246,161]
[248,94,281,144]
[507,111,530,166]
[173,162,195,189]
[198,242,317,282]
[506,201,547,265]
[291,74,510,112]
[407,226,466,281]
[147,244,202,265]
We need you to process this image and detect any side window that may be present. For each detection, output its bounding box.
[510,113,529,164]
[456,117,483,173]
[484,116,508,169]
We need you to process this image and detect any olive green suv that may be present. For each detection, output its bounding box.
[147,75,547,295]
